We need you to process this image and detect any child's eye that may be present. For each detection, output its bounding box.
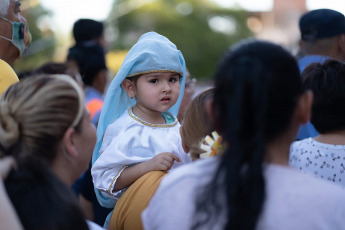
[150,79,158,83]
[169,78,178,83]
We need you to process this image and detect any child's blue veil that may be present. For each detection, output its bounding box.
[92,32,186,208]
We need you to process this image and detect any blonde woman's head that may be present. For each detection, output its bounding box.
[0,74,84,163]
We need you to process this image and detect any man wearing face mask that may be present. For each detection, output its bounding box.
[0,0,30,94]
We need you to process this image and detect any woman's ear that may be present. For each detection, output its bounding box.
[296,90,313,124]
[122,79,135,99]
[62,127,78,159]
[179,126,189,153]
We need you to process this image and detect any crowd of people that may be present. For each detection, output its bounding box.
[1,0,345,229]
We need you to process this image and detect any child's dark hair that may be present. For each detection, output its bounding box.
[192,40,303,229]
[5,157,89,230]
[302,59,345,134]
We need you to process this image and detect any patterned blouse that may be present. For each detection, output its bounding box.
[289,137,345,188]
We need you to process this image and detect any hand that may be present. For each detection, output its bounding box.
[0,156,16,180]
[146,152,180,172]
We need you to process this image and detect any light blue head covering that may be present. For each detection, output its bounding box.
[92,31,186,207]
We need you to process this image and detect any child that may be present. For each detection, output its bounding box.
[290,59,345,188]
[91,32,191,208]
[108,88,215,230]
[180,88,216,160]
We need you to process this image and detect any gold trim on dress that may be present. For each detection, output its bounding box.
[128,108,178,128]
[108,165,128,193]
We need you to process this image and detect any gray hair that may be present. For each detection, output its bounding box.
[0,0,10,17]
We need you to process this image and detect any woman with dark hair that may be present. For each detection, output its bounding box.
[142,40,345,230]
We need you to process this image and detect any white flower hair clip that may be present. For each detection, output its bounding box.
[200,131,224,159]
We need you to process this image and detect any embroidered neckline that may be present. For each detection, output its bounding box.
[128,108,178,128]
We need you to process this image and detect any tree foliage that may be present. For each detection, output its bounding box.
[107,0,252,79]
[13,3,56,74]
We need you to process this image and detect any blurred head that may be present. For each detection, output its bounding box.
[299,9,345,60]
[33,62,84,87]
[180,88,214,160]
[177,69,196,122]
[302,59,345,134]
[0,74,96,184]
[214,40,305,143]
[0,0,30,65]
[67,43,107,93]
[194,40,308,230]
[73,18,104,43]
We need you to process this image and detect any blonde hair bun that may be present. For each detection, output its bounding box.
[0,101,19,149]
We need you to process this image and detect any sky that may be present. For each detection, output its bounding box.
[38,0,345,35]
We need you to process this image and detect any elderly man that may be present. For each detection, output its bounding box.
[0,0,30,65]
[297,9,345,140]
[0,0,30,93]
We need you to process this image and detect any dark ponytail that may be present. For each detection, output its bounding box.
[192,40,303,229]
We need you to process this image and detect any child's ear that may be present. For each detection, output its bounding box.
[122,79,136,99]
[179,126,189,153]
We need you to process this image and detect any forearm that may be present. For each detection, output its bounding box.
[113,161,151,192]
[0,181,23,230]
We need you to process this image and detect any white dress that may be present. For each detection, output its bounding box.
[91,108,191,200]
[289,137,345,188]
[142,157,345,230]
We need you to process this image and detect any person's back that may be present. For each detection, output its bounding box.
[297,8,345,140]
[5,157,89,230]
[290,59,345,188]
[67,18,108,126]
[143,157,345,230]
[142,40,345,230]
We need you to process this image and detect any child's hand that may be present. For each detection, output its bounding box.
[147,152,180,172]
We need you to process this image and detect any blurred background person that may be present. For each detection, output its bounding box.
[67,18,112,226]
[296,9,345,140]
[0,0,31,93]
[0,0,31,66]
[67,18,108,125]
[177,68,196,123]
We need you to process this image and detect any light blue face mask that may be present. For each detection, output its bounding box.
[0,16,30,56]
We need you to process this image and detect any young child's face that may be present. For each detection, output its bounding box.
[134,72,180,113]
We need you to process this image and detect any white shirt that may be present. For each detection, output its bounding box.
[290,137,345,188]
[142,157,345,230]
[91,109,191,200]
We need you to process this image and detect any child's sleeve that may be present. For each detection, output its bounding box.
[91,121,155,199]
[91,124,132,200]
